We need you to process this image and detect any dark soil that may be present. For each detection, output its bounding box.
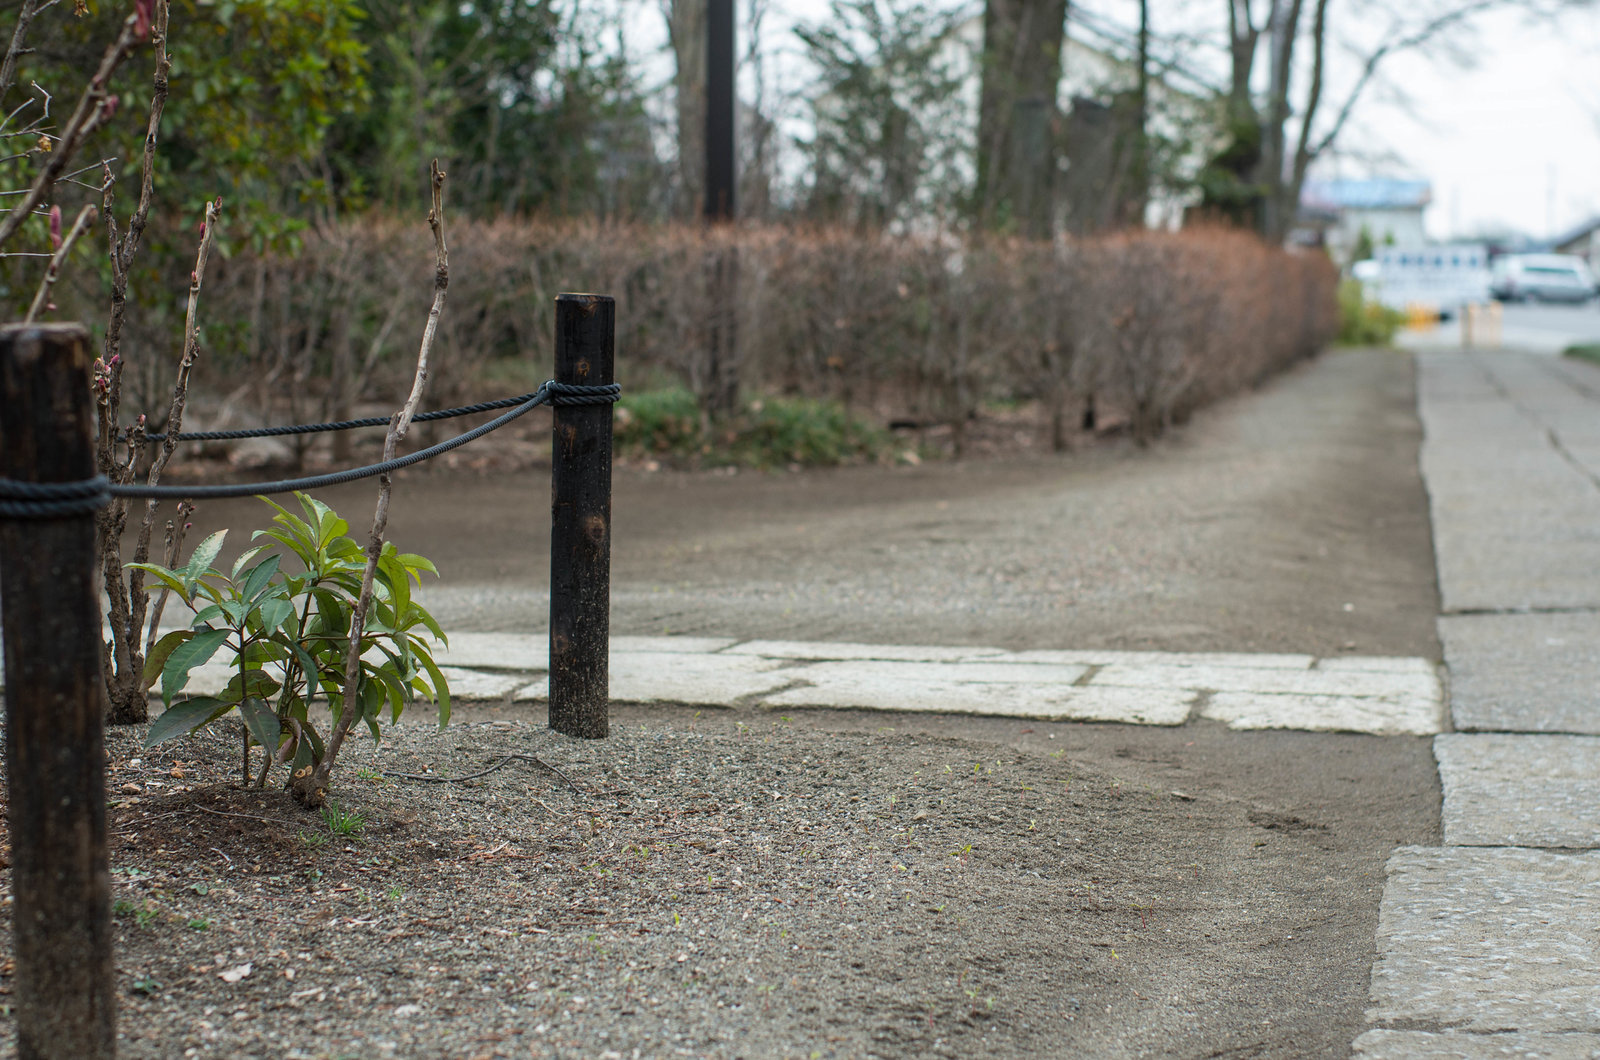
[0,704,1436,1060]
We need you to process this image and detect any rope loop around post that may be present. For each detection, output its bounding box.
[0,475,112,518]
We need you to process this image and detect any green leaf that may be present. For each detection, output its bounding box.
[254,527,316,570]
[397,552,437,577]
[192,604,225,627]
[162,629,232,706]
[145,697,232,747]
[143,630,193,690]
[238,697,281,751]
[253,597,295,636]
[288,641,322,699]
[184,530,229,588]
[376,551,410,616]
[223,668,281,704]
[418,650,452,729]
[230,543,271,582]
[240,554,283,603]
[124,562,189,597]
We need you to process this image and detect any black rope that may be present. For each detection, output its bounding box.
[0,381,620,517]
[140,391,545,443]
[0,476,113,518]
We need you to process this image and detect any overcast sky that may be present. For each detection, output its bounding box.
[1356,4,1600,241]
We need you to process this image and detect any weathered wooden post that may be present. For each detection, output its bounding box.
[548,294,614,739]
[0,323,116,1059]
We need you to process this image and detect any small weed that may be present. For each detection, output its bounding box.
[320,801,366,837]
[130,977,161,996]
[187,917,212,931]
[299,830,329,849]
[387,886,404,902]
[949,843,973,858]
[112,899,137,917]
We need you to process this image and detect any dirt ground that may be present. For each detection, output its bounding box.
[182,345,1438,658]
[0,348,1443,1058]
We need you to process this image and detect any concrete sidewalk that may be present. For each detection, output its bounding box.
[1355,351,1600,1058]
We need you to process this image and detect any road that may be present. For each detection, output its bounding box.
[1399,300,1600,354]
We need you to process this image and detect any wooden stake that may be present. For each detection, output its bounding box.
[548,294,614,740]
[0,322,115,1060]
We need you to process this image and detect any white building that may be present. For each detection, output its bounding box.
[1299,178,1432,263]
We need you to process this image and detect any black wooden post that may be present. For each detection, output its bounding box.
[549,294,614,739]
[0,323,115,1060]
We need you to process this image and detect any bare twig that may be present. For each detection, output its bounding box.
[23,201,95,321]
[294,160,449,809]
[143,499,193,659]
[0,0,44,102]
[0,12,141,253]
[102,197,216,726]
[104,0,169,368]
[97,0,178,726]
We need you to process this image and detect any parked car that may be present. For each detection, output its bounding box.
[1489,254,1596,304]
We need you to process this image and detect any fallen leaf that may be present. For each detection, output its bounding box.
[218,963,252,983]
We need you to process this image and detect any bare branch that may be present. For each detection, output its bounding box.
[23,201,95,321]
[1307,0,1507,162]
[1,0,44,102]
[118,198,217,719]
[297,160,450,809]
[0,13,141,253]
[104,0,168,364]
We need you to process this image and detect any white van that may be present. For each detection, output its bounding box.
[1489,255,1596,304]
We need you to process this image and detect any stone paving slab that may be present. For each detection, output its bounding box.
[1440,613,1600,734]
[1003,649,1316,669]
[1418,353,1600,614]
[1091,662,1440,701]
[723,640,1008,663]
[1436,734,1600,847]
[757,659,1192,724]
[1204,691,1441,736]
[1353,1029,1600,1059]
[1367,846,1600,1034]
[5,637,1444,736]
[515,651,793,706]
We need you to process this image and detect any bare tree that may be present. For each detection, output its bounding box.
[1206,0,1585,242]
[975,0,1069,237]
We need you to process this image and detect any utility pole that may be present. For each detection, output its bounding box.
[705,0,736,221]
[703,0,739,421]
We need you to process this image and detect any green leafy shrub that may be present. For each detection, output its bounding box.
[613,387,703,458]
[1563,343,1600,367]
[1337,278,1404,346]
[734,397,890,467]
[130,493,450,790]
[614,388,891,468]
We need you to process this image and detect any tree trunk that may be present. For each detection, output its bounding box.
[975,0,1068,237]
[670,0,708,220]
